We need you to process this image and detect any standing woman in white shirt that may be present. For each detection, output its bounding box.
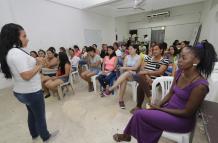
[0,23,58,143]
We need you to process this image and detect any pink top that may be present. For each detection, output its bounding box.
[75,50,81,57]
[104,56,116,72]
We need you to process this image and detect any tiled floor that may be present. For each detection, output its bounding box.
[0,79,208,143]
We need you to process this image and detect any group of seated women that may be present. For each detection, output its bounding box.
[27,40,217,143]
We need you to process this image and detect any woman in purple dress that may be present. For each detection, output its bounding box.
[113,40,217,143]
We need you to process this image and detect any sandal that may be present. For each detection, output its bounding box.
[113,134,131,142]
[130,107,141,114]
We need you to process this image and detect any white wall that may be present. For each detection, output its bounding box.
[0,0,115,89]
[0,0,115,51]
[115,2,203,45]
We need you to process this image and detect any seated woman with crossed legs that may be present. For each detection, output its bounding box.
[104,44,142,109]
[130,43,169,113]
[44,52,71,96]
[113,40,217,143]
[97,46,117,97]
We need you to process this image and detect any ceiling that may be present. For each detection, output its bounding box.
[86,0,206,17]
[47,0,206,17]
[47,0,115,9]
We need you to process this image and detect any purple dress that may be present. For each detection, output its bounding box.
[124,70,209,143]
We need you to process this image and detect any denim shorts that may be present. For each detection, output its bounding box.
[59,76,69,83]
[72,66,77,71]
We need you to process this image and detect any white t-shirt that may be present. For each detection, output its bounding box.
[69,56,80,67]
[6,48,42,93]
[115,49,122,57]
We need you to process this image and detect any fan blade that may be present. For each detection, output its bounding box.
[117,7,133,9]
[137,7,145,11]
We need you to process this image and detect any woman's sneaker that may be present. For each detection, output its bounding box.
[103,89,111,96]
[44,130,59,143]
[119,101,125,109]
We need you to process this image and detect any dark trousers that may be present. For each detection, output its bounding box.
[98,72,116,89]
[14,90,50,141]
[133,74,151,108]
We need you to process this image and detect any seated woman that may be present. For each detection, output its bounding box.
[130,44,169,113]
[45,49,58,69]
[114,42,123,66]
[41,48,59,98]
[59,47,66,53]
[104,44,142,109]
[100,44,108,59]
[74,45,81,57]
[97,46,117,97]
[113,41,217,143]
[80,47,101,92]
[68,48,80,71]
[38,49,46,58]
[164,45,179,76]
[30,51,38,58]
[44,52,71,96]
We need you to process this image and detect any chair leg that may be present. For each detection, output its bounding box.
[49,89,54,97]
[57,86,63,100]
[131,83,137,102]
[177,135,190,143]
[70,83,75,94]
[92,78,97,94]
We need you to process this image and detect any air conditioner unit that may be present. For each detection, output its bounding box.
[146,11,170,20]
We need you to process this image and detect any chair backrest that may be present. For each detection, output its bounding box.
[151,76,174,104]
[213,62,218,73]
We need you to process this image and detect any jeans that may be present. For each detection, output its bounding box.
[14,90,50,141]
[97,72,117,89]
[78,59,87,66]
[132,74,152,108]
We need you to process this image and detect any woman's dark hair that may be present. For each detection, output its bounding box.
[60,47,66,53]
[58,52,70,74]
[169,45,178,56]
[173,40,179,46]
[92,44,97,48]
[107,46,116,59]
[0,23,24,79]
[30,51,38,57]
[48,47,56,52]
[47,48,55,54]
[182,40,190,46]
[160,42,168,54]
[155,43,166,56]
[38,49,46,55]
[69,48,74,52]
[47,47,58,57]
[73,45,79,50]
[87,46,96,53]
[188,40,217,78]
[113,42,119,48]
[129,44,140,55]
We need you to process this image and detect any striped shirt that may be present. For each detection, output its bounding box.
[144,56,169,80]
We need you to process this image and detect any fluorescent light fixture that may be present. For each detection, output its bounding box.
[48,0,113,9]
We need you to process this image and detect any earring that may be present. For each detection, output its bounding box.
[193,64,197,67]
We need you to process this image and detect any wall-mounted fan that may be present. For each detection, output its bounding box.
[117,0,146,11]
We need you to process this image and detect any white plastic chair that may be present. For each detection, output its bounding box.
[127,81,138,102]
[72,65,79,81]
[90,70,104,94]
[151,76,191,143]
[151,76,174,104]
[91,74,99,94]
[49,73,74,100]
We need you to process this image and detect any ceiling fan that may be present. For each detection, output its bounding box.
[117,0,146,11]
